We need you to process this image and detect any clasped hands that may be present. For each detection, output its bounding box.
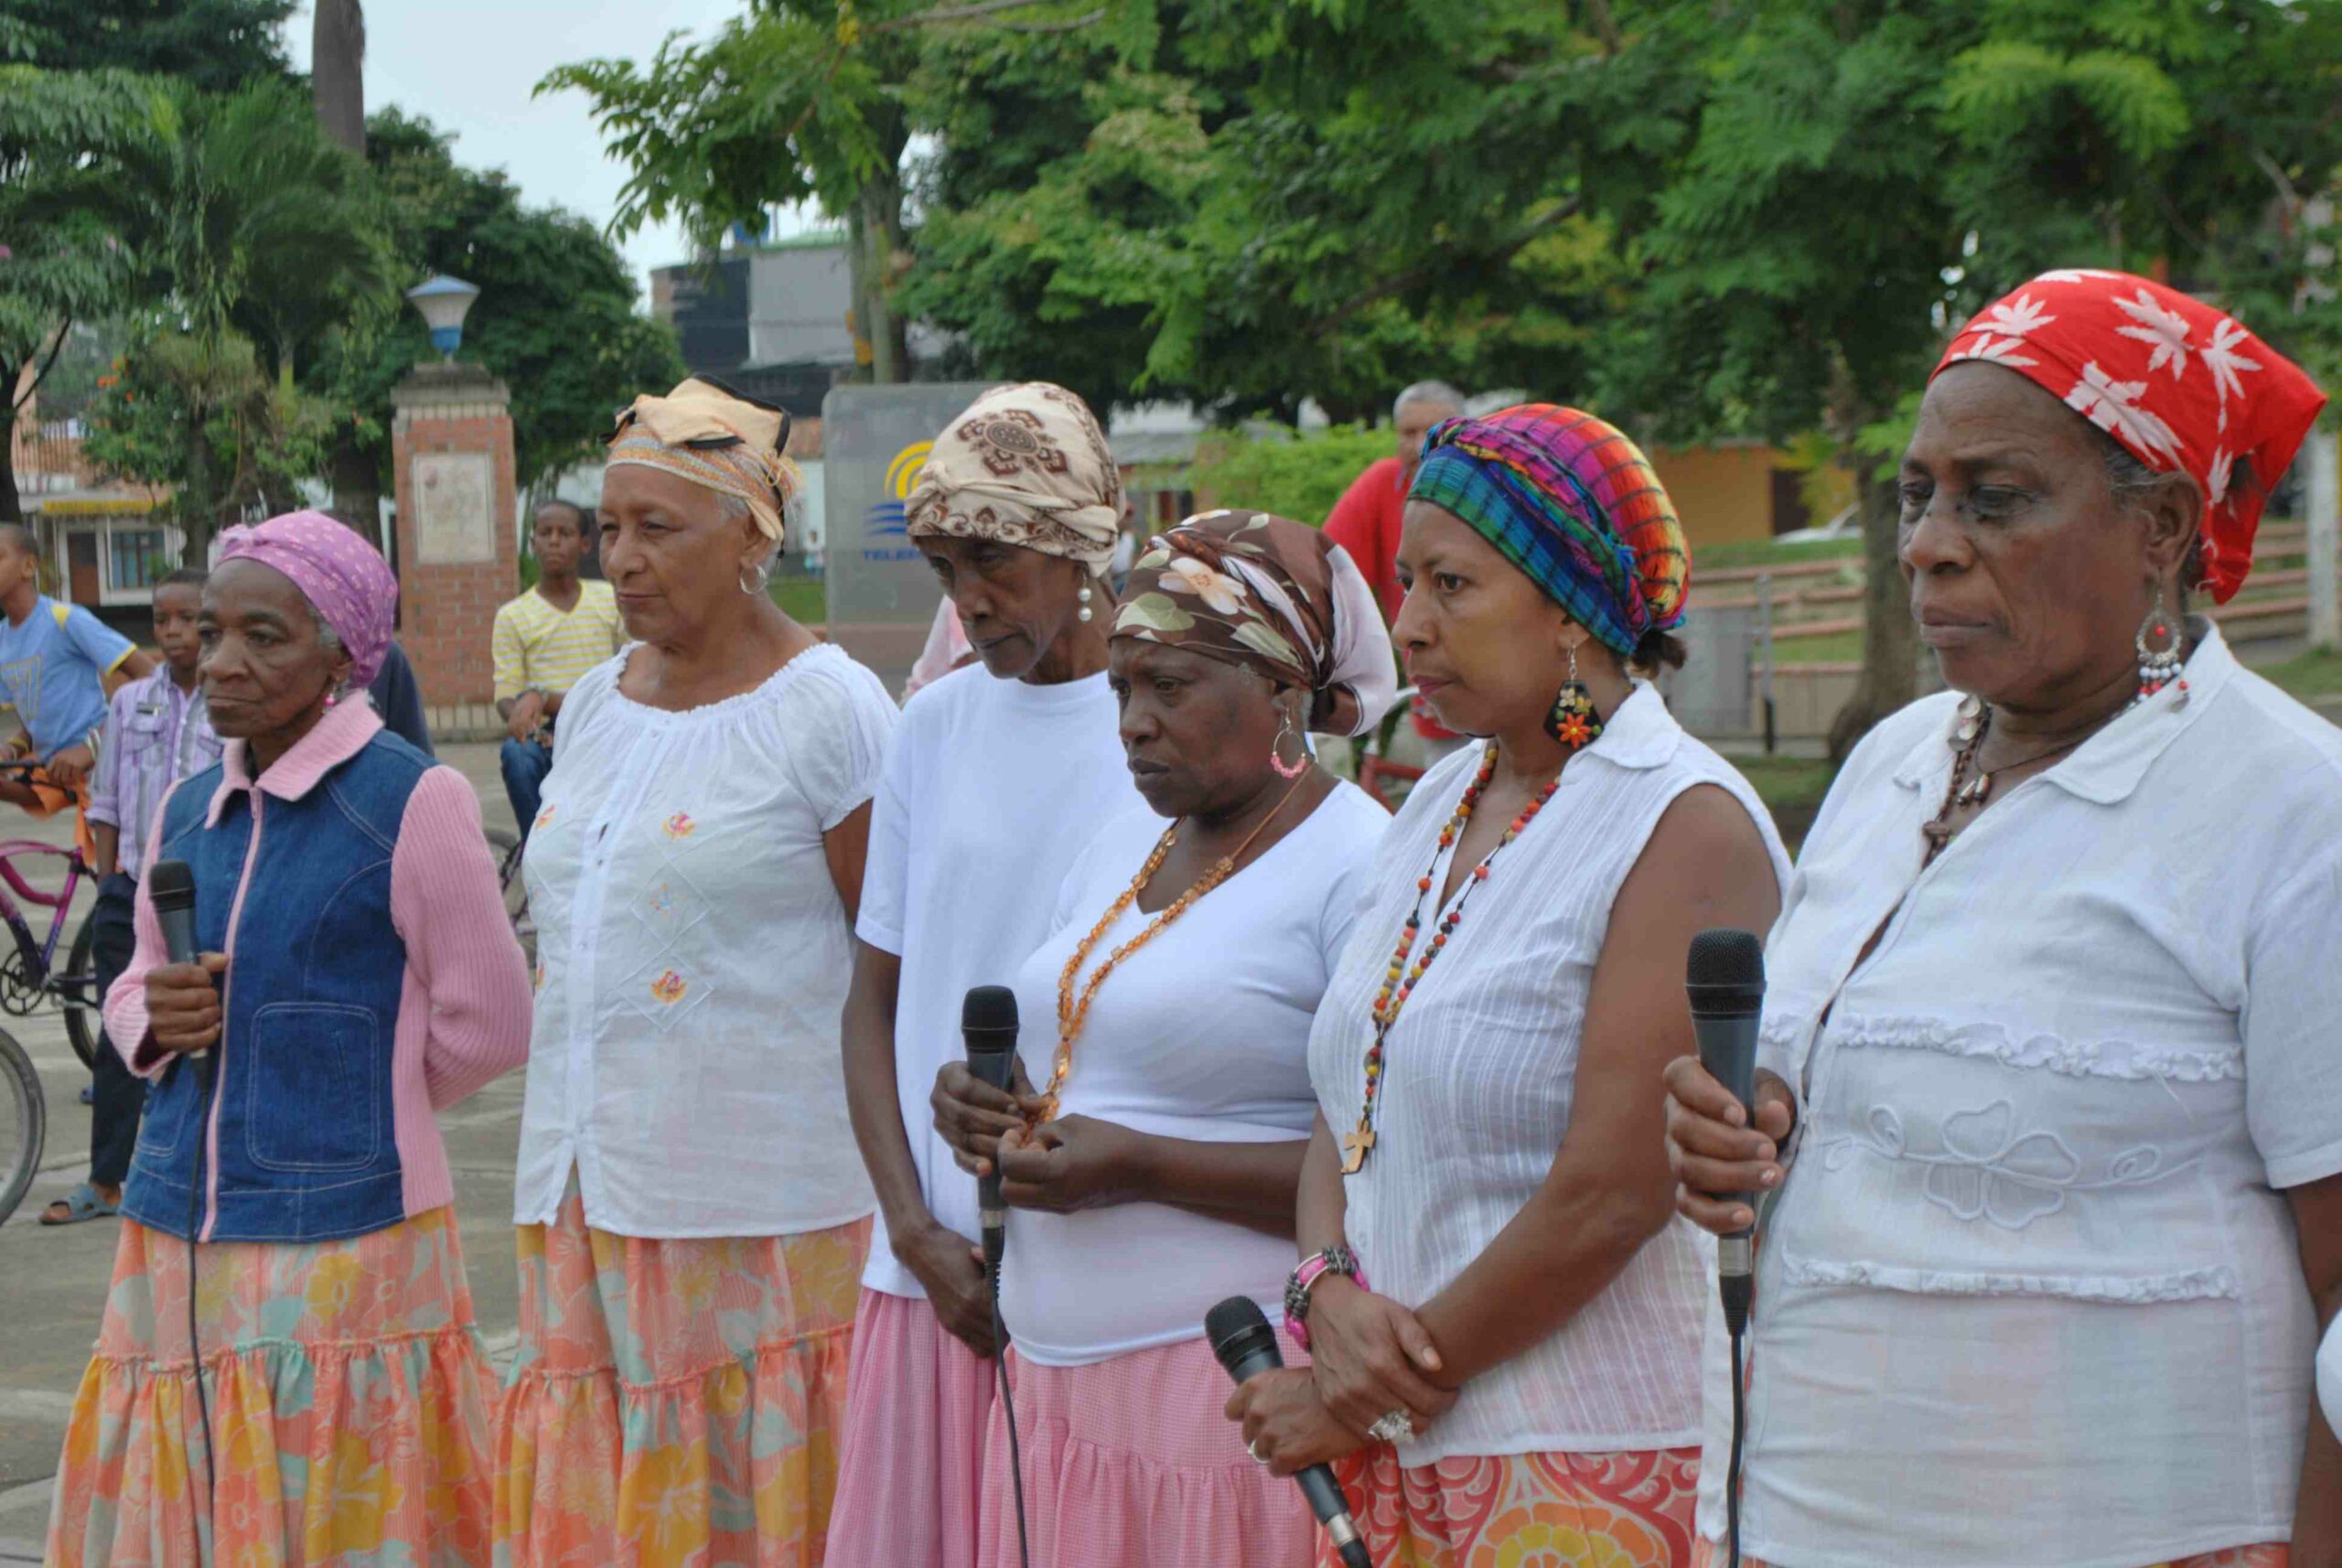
[929,1058,1141,1214]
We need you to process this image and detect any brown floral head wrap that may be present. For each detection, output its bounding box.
[906,382,1123,572]
[1114,509,1398,738]
[606,377,800,542]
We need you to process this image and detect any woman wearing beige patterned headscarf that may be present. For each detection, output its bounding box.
[829,382,1143,1568]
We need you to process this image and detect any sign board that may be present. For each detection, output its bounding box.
[821,381,997,692]
[413,451,498,564]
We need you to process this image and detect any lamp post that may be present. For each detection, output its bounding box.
[404,274,481,362]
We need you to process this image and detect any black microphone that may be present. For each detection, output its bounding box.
[1208,1295,1370,1568]
[150,858,199,968]
[1686,928,1765,1334]
[962,984,1018,1272]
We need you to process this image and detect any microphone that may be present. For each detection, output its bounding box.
[150,858,199,968]
[1685,928,1765,1333]
[1208,1295,1371,1568]
[962,984,1018,1272]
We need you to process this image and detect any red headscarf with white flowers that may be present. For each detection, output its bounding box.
[1931,270,2326,604]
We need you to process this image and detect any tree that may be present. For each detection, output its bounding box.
[312,0,366,153]
[543,0,1116,385]
[311,109,686,524]
[0,0,294,91]
[0,66,164,521]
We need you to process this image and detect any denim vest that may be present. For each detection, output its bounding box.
[122,731,429,1243]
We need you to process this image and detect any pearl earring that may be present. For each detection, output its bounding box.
[1078,583,1095,624]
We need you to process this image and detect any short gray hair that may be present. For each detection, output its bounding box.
[1394,381,1466,420]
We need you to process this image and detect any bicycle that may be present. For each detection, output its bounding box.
[0,1020,43,1225]
[0,760,106,1070]
[488,826,532,959]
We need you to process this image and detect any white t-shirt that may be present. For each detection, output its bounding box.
[2323,1318,2342,1444]
[855,663,1137,1298]
[998,786,1388,1366]
[1309,685,1789,1465]
[513,642,894,1238]
[1698,626,2342,1568]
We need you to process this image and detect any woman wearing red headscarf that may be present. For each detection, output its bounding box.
[1666,270,2339,1568]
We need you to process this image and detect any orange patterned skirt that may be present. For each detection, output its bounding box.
[490,1181,871,1567]
[46,1206,496,1568]
[1691,1543,2287,1568]
[1323,1446,1701,1567]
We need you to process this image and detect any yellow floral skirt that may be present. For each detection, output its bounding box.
[45,1206,496,1567]
[1327,1446,1701,1567]
[490,1181,870,1567]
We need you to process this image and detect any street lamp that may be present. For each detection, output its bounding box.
[404,274,481,361]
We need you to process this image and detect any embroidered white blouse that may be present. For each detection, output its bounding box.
[512,643,896,1239]
[1696,626,2342,1568]
[1310,684,1789,1464]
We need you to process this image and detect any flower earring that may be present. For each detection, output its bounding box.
[1270,713,1308,779]
[1078,582,1095,624]
[2135,586,2186,704]
[1544,642,1603,750]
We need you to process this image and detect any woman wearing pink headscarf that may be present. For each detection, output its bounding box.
[47,510,533,1567]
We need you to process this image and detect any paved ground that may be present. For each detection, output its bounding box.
[0,743,521,1563]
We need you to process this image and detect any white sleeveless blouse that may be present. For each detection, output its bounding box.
[1307,683,1789,1463]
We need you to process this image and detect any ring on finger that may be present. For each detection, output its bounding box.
[1248,1439,1269,1465]
[1366,1410,1415,1444]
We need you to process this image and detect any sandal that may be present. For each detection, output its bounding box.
[39,1182,120,1226]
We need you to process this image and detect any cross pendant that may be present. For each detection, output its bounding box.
[1340,1126,1376,1174]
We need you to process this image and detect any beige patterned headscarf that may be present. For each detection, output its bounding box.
[906,382,1123,572]
[607,378,801,543]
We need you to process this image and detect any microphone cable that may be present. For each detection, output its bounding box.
[186,1054,220,1562]
[1724,1274,1749,1568]
[986,1248,1031,1568]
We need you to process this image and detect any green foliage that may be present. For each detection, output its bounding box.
[313,109,686,500]
[1,0,294,91]
[1176,424,1394,527]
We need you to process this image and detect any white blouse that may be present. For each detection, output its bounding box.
[1698,626,2342,1568]
[998,787,1387,1366]
[1309,684,1789,1464]
[513,643,895,1239]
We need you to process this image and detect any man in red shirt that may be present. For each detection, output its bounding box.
[1322,381,1468,756]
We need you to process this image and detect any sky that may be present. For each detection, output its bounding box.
[284,0,800,300]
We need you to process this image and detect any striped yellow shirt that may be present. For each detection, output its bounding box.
[492,581,627,700]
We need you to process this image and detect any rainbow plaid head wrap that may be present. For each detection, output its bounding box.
[1407,404,1690,656]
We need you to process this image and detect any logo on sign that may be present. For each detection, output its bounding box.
[865,440,934,540]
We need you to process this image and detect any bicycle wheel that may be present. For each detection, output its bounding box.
[62,910,99,1070]
[0,1026,45,1226]
[486,828,532,958]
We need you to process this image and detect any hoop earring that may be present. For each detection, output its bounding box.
[739,557,773,596]
[1543,642,1604,750]
[2135,586,2186,703]
[1270,713,1308,779]
[1078,582,1095,624]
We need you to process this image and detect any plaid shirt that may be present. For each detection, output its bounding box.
[87,670,221,880]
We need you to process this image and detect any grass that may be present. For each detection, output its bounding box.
[1766,628,1864,662]
[1734,756,1839,814]
[770,576,826,626]
[1695,535,1865,572]
[2252,646,2342,703]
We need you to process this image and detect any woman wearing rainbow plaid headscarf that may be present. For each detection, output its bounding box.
[1229,404,1789,1566]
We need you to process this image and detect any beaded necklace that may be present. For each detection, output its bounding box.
[1042,775,1308,1122]
[1341,743,1562,1173]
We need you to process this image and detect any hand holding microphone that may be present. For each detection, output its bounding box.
[145,859,226,1056]
[1209,1296,1373,1568]
[1667,930,1796,1247]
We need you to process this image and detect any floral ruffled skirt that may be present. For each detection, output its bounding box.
[490,1178,870,1567]
[46,1205,496,1567]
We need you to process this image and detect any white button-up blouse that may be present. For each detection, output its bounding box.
[513,644,896,1240]
[1698,625,2342,1568]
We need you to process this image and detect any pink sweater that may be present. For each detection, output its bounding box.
[106,699,533,1222]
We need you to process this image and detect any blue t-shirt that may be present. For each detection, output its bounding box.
[0,596,136,760]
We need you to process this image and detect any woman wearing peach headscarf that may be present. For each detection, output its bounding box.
[493,378,899,1567]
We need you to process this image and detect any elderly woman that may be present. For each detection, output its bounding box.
[47,510,532,1566]
[1229,406,1788,1567]
[491,379,894,1566]
[1666,272,2340,1568]
[828,382,1142,1568]
[924,509,1397,1567]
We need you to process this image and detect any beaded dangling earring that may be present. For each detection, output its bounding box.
[1078,583,1095,624]
[1543,642,1604,750]
[2134,586,2186,706]
[323,691,339,709]
[1270,713,1308,779]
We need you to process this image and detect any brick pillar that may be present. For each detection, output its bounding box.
[390,362,517,739]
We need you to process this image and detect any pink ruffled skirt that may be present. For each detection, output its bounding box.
[823,1287,997,1568]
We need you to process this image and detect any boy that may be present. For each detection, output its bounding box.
[42,567,217,1224]
[0,524,154,811]
[492,500,622,841]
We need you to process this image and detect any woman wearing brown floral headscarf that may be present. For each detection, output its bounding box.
[924,508,1396,1568]
[829,382,1145,1568]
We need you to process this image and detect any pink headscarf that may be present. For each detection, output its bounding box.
[216,510,400,686]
